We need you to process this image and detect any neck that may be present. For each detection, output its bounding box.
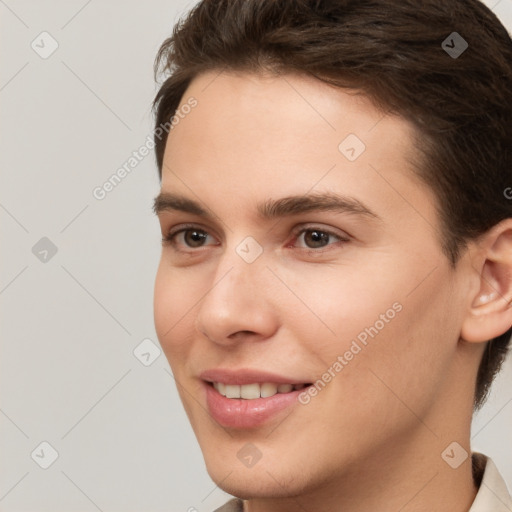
[244,426,478,512]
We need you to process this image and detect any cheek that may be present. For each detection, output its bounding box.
[276,261,405,352]
[341,270,459,419]
[281,257,455,400]
[153,262,201,357]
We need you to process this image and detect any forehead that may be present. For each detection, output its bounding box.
[160,70,436,229]
[165,70,401,162]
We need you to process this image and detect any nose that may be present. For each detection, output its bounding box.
[194,251,279,346]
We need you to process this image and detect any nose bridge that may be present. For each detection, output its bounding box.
[214,233,268,299]
[195,240,276,343]
[204,244,265,314]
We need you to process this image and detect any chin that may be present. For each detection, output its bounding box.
[209,472,305,501]
[203,451,314,500]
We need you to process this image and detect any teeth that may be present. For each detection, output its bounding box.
[212,382,306,399]
[241,383,260,399]
[260,383,278,398]
[213,382,226,395]
[225,384,241,398]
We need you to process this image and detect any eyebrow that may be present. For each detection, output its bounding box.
[153,192,381,221]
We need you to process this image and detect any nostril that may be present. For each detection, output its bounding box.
[197,328,216,343]
[228,330,258,339]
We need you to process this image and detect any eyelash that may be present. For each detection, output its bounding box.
[161,224,350,253]
[290,226,350,250]
[162,224,218,250]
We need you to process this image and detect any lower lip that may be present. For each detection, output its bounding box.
[203,382,307,429]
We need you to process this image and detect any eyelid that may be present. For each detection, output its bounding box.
[162,223,220,248]
[290,223,351,241]
[161,222,351,251]
[285,224,351,255]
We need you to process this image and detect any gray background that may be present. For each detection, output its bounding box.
[1,1,511,510]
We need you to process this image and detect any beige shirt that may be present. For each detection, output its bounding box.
[469,453,512,511]
[214,453,512,512]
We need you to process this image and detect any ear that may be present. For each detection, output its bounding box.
[461,219,512,343]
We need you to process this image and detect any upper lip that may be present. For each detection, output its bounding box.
[200,368,310,386]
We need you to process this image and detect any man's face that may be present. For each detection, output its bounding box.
[153,71,472,498]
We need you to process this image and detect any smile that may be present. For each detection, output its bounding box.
[211,381,309,399]
[202,376,313,428]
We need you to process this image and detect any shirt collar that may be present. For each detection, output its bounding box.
[469,453,512,511]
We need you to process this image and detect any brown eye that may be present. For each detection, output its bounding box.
[162,225,219,250]
[292,226,349,251]
[182,229,209,247]
[302,230,331,248]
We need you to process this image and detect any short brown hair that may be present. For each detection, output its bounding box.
[152,0,512,409]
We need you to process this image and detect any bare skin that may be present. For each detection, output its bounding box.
[153,70,512,512]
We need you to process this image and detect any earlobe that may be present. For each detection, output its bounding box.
[460,221,512,344]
